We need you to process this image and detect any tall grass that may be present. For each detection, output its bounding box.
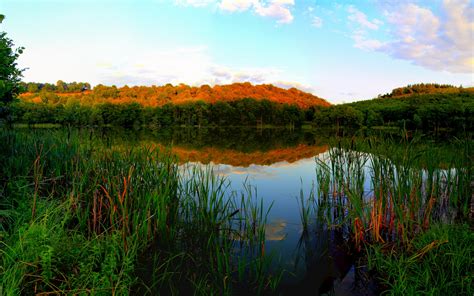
[367,223,473,295]
[0,128,278,295]
[309,136,472,248]
[296,134,474,294]
[1,128,471,294]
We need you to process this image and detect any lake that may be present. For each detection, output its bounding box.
[10,126,470,295]
[76,126,466,295]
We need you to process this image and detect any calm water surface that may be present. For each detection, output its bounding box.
[16,126,469,295]
[80,126,465,295]
[111,127,380,295]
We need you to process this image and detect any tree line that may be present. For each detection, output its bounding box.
[20,81,91,93]
[7,77,474,132]
[11,89,473,132]
[11,98,308,128]
[19,81,330,109]
[311,91,473,132]
[379,83,467,98]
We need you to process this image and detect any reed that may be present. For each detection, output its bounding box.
[0,128,278,295]
[299,134,474,294]
[310,135,472,249]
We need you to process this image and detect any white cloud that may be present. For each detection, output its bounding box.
[351,29,384,51]
[218,0,256,12]
[273,80,316,93]
[219,0,294,24]
[254,0,294,24]
[347,0,474,73]
[93,48,293,89]
[381,0,473,73]
[208,65,282,84]
[311,16,323,28]
[347,5,381,30]
[175,0,295,24]
[98,46,212,86]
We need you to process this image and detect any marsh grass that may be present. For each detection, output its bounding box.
[0,128,278,295]
[366,223,474,295]
[1,128,471,295]
[309,135,472,247]
[296,134,473,294]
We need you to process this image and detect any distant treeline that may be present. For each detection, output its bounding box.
[20,81,92,93]
[18,81,330,108]
[9,82,474,131]
[314,90,474,131]
[11,98,308,128]
[379,83,468,98]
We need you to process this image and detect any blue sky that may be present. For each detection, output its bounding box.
[1,0,473,103]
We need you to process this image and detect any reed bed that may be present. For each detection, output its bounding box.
[295,134,473,294]
[303,136,473,248]
[0,128,278,295]
[2,128,472,295]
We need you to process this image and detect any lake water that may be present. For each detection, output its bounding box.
[35,126,464,295]
[99,127,387,295]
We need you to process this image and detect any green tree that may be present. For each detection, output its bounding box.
[27,83,39,93]
[56,80,67,92]
[0,15,24,122]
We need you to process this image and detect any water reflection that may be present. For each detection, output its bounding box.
[265,219,288,241]
[84,127,466,295]
[101,127,375,294]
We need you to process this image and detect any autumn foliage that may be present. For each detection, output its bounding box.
[167,144,329,166]
[19,82,330,109]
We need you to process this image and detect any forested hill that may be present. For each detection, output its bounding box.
[19,82,331,109]
[312,86,474,132]
[378,83,473,98]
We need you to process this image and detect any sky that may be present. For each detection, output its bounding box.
[1,0,473,104]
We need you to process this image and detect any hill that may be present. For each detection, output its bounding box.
[379,83,473,99]
[19,82,331,109]
[312,87,474,132]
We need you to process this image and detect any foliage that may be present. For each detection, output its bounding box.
[19,81,330,108]
[296,135,473,294]
[11,98,308,128]
[313,91,474,132]
[0,128,279,295]
[13,81,474,131]
[379,83,467,98]
[0,15,24,122]
[367,223,474,295]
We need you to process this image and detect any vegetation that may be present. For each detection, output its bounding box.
[379,83,470,98]
[0,129,280,295]
[313,90,474,132]
[1,23,472,295]
[0,14,24,123]
[1,127,472,295]
[12,97,308,128]
[9,81,474,133]
[19,81,329,108]
[367,223,473,295]
[297,135,474,294]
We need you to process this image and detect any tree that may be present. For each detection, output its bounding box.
[0,15,25,122]
[56,80,67,92]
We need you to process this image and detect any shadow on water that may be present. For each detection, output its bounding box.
[275,218,380,295]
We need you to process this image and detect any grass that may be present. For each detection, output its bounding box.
[296,133,473,294]
[0,128,279,295]
[310,135,472,247]
[1,127,472,295]
[367,223,474,295]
